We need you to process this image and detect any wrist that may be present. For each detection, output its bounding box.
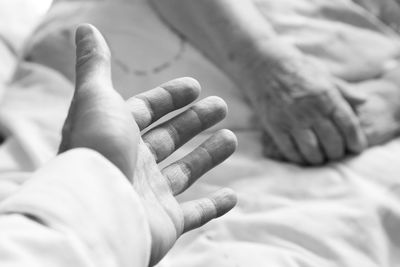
[226,40,334,105]
[226,37,302,74]
[223,40,309,99]
[225,39,301,93]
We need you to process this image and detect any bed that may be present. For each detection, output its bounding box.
[2,0,400,266]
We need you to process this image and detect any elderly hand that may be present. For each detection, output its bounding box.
[59,24,237,266]
[241,44,367,165]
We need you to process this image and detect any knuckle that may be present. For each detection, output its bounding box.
[77,47,110,68]
[194,201,211,226]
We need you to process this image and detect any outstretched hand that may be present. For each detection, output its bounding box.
[60,24,237,265]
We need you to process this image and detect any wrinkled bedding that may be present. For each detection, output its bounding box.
[2,0,400,266]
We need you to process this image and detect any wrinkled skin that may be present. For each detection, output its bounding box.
[146,0,370,165]
[60,24,237,266]
[263,63,400,161]
[239,44,367,165]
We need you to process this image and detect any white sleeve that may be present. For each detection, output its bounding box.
[0,148,151,267]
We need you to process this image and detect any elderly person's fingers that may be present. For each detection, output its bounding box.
[313,120,345,161]
[332,104,367,154]
[335,79,367,107]
[291,129,324,165]
[75,24,112,89]
[269,130,305,164]
[181,188,237,233]
[262,132,285,160]
[127,77,201,131]
[333,83,368,153]
[162,129,237,195]
[142,96,227,162]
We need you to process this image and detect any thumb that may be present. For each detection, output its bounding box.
[59,24,139,180]
[75,23,112,90]
[335,80,367,108]
[60,23,114,153]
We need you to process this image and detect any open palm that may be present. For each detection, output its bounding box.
[131,94,236,264]
[59,24,237,266]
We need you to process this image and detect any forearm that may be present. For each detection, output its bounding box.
[149,0,303,78]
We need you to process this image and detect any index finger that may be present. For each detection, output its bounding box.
[127,77,201,130]
[332,104,367,154]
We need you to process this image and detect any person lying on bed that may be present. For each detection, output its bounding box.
[0,24,237,267]
[150,0,400,165]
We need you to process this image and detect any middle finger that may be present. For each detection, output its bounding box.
[292,129,324,165]
[313,120,345,161]
[143,96,227,162]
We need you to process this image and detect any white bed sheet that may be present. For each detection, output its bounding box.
[2,0,400,266]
